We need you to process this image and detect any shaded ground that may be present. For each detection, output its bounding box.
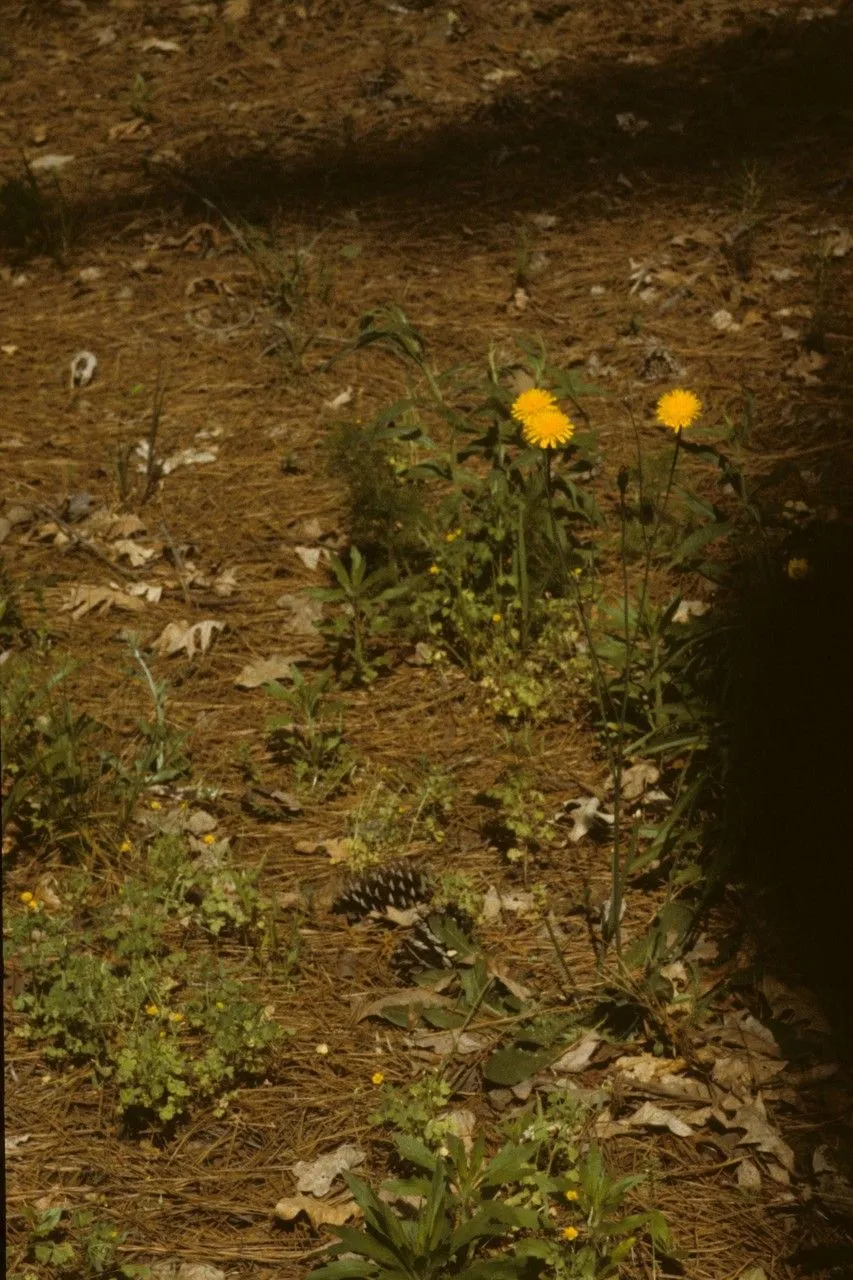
[4,1,853,1278]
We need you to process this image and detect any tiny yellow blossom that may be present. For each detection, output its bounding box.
[145,1004,159,1016]
[315,1043,330,1056]
[786,556,809,580]
[168,1011,184,1023]
[20,891,34,904]
[428,564,440,576]
[202,833,217,845]
[565,1190,579,1202]
[27,900,40,912]
[215,1001,225,1010]
[371,1071,385,1086]
[149,799,162,811]
[511,388,557,425]
[655,389,702,432]
[491,613,503,624]
[561,1226,580,1241]
[119,840,132,854]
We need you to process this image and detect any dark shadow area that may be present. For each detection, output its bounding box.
[3,6,852,246]
[726,515,853,1042]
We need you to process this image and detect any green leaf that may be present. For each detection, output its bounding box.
[394,1132,437,1173]
[480,1142,539,1187]
[310,1260,378,1280]
[482,1047,557,1086]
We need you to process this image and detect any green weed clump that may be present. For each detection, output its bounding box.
[7,834,287,1129]
[314,1103,670,1280]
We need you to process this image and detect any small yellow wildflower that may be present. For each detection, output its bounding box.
[444,528,462,543]
[656,388,702,432]
[168,1011,184,1023]
[315,1043,330,1056]
[521,407,575,450]
[511,388,557,425]
[371,1071,385,1086]
[119,840,132,854]
[19,891,34,904]
[27,900,40,912]
[786,556,809,580]
[565,1190,579,1202]
[561,1226,580,1242]
[215,1001,225,1010]
[202,833,217,846]
[491,613,503,624]
[428,564,440,576]
[149,799,162,811]
[145,1004,159,1016]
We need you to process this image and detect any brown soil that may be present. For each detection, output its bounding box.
[4,2,853,1278]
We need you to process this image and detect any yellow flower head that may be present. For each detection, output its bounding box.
[656,389,702,432]
[428,564,440,576]
[145,1004,159,1016]
[786,556,809,580]
[315,1043,330,1056]
[19,891,34,904]
[27,900,40,912]
[202,833,217,846]
[511,388,557,425]
[521,408,575,450]
[119,840,132,854]
[149,799,162,811]
[491,612,503,624]
[565,1190,579,1202]
[371,1071,385,1086]
[168,1011,184,1023]
[561,1226,580,1241]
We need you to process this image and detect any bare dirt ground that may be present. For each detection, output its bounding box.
[4,1,853,1278]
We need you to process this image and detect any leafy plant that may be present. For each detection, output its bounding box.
[14,1206,148,1280]
[265,665,355,790]
[310,545,410,684]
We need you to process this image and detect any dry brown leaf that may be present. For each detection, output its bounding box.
[152,619,224,658]
[737,1159,762,1190]
[355,989,456,1023]
[62,584,147,620]
[234,652,305,688]
[730,1095,795,1170]
[410,1029,486,1056]
[274,1195,358,1227]
[623,1102,693,1137]
[112,538,159,567]
[293,1144,365,1197]
[551,1033,601,1074]
[276,592,324,635]
[223,0,251,19]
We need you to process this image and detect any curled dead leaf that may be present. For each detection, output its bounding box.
[274,1195,359,1228]
[152,619,224,659]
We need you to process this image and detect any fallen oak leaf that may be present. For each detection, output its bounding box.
[151,619,224,658]
[62,583,146,619]
[274,1195,359,1228]
[234,653,306,688]
[292,1144,366,1197]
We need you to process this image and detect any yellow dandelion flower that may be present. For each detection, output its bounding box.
[491,613,503,624]
[521,408,575,449]
[149,799,162,811]
[371,1071,385,1086]
[168,1011,184,1023]
[145,1004,159,1016]
[215,1001,225,1010]
[561,1226,580,1241]
[27,899,40,912]
[202,833,217,845]
[20,891,34,904]
[428,564,440,576]
[656,388,702,432]
[511,388,557,425]
[565,1190,579,1202]
[119,840,132,854]
[786,556,809,580]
